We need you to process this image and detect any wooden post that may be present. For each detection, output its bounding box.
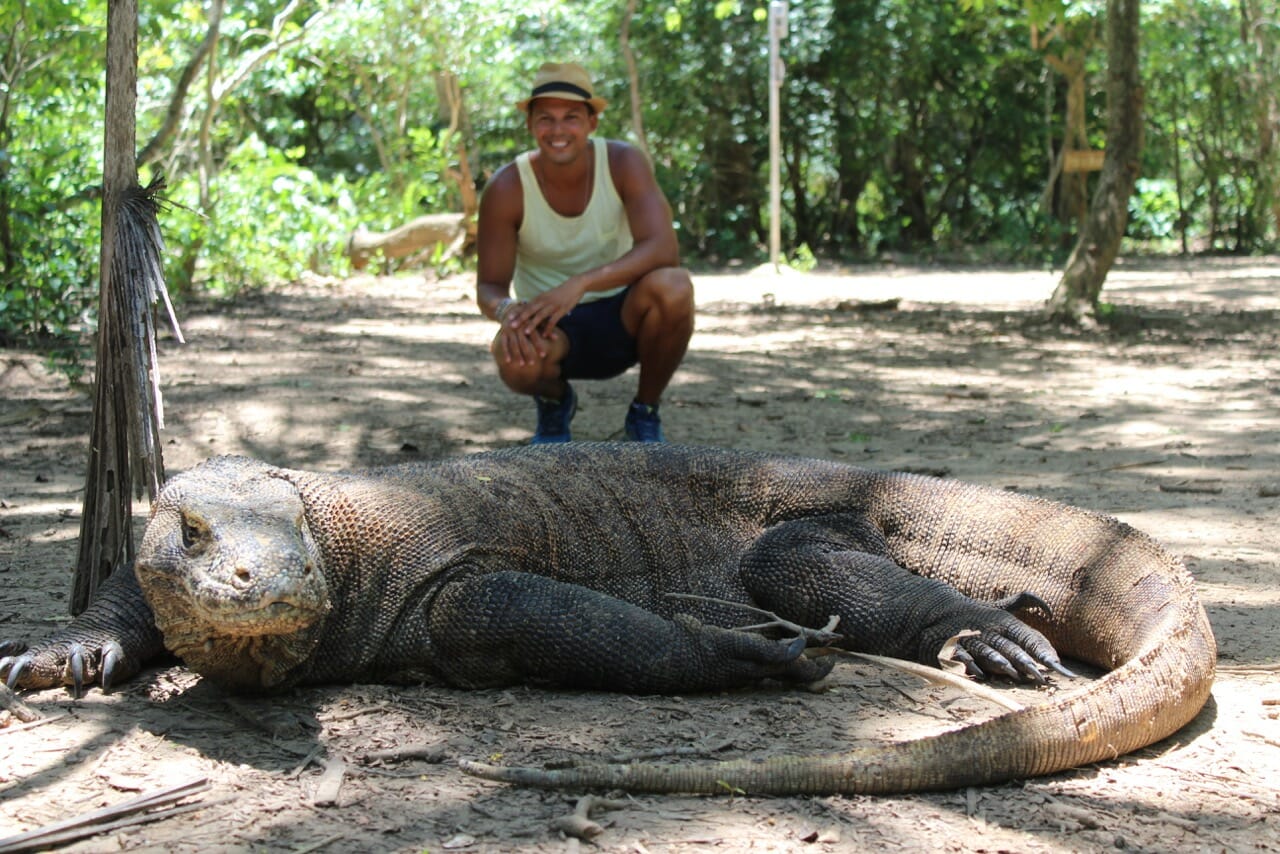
[768,0,787,270]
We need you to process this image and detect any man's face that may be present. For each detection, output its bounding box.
[527,97,598,166]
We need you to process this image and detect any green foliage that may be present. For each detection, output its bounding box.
[0,207,98,351]
[2,0,1278,361]
[1129,178,1182,241]
[784,243,817,272]
[166,137,355,295]
[0,0,105,348]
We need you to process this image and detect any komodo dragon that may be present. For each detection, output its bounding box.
[1,443,1216,795]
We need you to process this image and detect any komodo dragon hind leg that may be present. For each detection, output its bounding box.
[739,514,1071,684]
[426,570,833,694]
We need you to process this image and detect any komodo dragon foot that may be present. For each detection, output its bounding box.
[1,565,163,696]
[1,639,134,697]
[949,591,1076,683]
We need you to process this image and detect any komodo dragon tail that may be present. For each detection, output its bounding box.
[461,472,1217,795]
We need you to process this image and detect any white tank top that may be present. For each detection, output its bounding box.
[512,137,633,304]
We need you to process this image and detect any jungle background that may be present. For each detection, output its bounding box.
[1,0,1278,363]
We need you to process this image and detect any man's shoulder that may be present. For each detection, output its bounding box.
[489,158,524,189]
[478,159,525,225]
[481,160,523,203]
[603,139,654,185]
[603,138,645,162]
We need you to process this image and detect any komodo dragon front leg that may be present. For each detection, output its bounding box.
[0,564,164,694]
[424,570,834,693]
[739,514,1071,682]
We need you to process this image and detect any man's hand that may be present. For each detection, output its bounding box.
[505,276,588,339]
[494,306,546,367]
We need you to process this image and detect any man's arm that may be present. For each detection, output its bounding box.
[476,164,554,367]
[475,163,521,322]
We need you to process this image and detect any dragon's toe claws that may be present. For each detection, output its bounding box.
[4,654,33,689]
[1046,658,1077,679]
[101,642,127,692]
[0,639,28,658]
[992,591,1054,620]
[69,643,87,698]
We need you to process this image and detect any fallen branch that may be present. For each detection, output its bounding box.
[0,777,210,854]
[661,595,1024,711]
[0,684,41,724]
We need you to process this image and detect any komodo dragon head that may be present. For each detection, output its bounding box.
[135,456,330,691]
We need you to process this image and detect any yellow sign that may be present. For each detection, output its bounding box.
[1064,149,1106,173]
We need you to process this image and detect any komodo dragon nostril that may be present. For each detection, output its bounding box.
[234,567,251,584]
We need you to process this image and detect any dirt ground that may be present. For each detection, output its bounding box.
[1,258,1278,853]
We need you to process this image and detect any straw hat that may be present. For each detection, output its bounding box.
[517,62,608,114]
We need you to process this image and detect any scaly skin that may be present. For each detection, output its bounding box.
[1,443,1215,795]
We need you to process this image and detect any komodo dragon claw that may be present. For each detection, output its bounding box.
[1,650,31,689]
[991,591,1053,619]
[950,618,1076,683]
[987,591,1077,680]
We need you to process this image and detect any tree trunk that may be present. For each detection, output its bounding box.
[1241,0,1279,244]
[1046,0,1143,324]
[620,0,650,158]
[73,0,178,613]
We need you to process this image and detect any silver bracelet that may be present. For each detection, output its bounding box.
[495,298,516,323]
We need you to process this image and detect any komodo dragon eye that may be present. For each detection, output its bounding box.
[180,513,207,550]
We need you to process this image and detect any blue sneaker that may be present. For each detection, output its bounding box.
[624,401,665,443]
[531,384,576,444]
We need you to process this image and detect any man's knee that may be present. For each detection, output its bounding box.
[627,267,694,332]
[640,267,694,312]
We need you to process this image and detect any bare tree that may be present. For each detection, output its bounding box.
[1046,0,1143,324]
[73,0,181,614]
[620,0,650,157]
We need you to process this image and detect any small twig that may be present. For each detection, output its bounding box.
[289,744,325,778]
[0,713,66,736]
[820,649,1025,712]
[1101,457,1167,472]
[664,594,843,645]
[1219,663,1280,674]
[547,737,736,769]
[0,777,210,854]
[319,702,390,723]
[1243,731,1280,750]
[292,834,347,854]
[1157,480,1223,494]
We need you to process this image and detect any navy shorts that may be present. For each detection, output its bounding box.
[557,288,638,380]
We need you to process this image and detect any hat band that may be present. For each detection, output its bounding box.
[530,82,594,102]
